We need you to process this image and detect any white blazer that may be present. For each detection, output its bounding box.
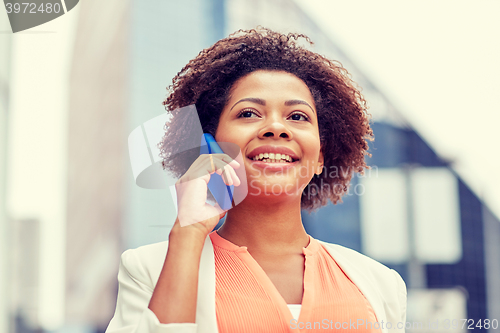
[106,236,407,333]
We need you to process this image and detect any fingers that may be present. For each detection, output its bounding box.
[210,154,241,186]
[225,163,241,186]
[209,154,215,173]
[220,165,233,185]
[180,153,241,186]
[213,161,233,186]
[227,159,240,169]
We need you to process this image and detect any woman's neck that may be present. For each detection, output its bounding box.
[216,197,310,256]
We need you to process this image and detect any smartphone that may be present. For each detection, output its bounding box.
[200,133,234,210]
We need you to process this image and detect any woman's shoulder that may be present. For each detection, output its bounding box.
[118,241,170,289]
[316,239,403,282]
[123,240,170,259]
[317,241,382,264]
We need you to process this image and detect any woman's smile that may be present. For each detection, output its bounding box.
[247,144,299,171]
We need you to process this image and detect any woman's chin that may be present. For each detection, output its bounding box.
[244,180,306,202]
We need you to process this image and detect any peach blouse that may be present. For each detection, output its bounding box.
[209,231,382,332]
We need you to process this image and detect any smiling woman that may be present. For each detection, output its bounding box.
[105,28,407,333]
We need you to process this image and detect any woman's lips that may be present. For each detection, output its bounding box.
[247,157,298,170]
[247,145,299,161]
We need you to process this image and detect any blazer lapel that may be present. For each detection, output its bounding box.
[196,236,219,333]
[319,241,388,333]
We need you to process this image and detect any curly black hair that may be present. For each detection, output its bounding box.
[159,27,373,212]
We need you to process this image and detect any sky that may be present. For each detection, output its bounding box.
[295,0,500,219]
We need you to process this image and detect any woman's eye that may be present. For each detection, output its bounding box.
[289,113,309,121]
[238,110,259,118]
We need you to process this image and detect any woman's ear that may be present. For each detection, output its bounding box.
[315,148,324,175]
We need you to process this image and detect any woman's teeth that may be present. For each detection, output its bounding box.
[252,153,293,163]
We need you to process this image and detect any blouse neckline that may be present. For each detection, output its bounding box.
[210,230,320,257]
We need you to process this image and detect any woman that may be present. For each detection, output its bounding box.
[106,28,407,333]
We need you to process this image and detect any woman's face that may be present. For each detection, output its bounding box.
[215,70,324,200]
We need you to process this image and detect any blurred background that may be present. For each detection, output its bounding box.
[1,0,499,332]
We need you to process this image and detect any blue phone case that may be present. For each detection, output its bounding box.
[200,133,234,210]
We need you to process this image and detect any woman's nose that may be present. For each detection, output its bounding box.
[257,119,293,140]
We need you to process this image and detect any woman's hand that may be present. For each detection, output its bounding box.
[150,153,240,324]
[170,153,241,240]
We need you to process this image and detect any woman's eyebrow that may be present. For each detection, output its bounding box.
[230,97,266,110]
[230,97,315,113]
[285,99,315,113]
